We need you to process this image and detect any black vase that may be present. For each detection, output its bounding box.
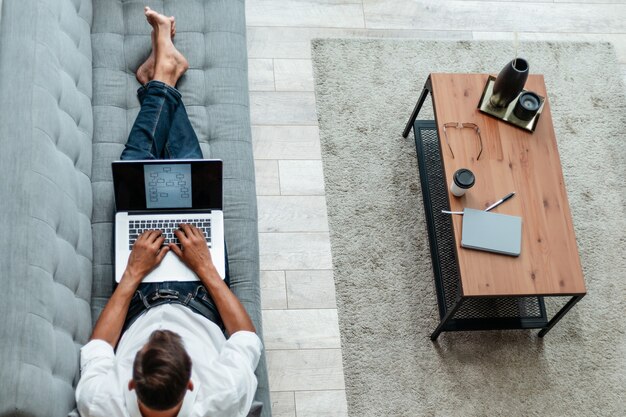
[490,58,529,108]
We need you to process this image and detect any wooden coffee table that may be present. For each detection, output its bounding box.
[403,73,586,340]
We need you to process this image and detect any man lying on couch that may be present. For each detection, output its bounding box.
[76,7,262,417]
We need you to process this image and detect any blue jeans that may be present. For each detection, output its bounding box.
[122,282,225,334]
[120,80,203,160]
[120,81,228,331]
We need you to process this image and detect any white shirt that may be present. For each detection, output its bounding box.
[76,304,263,417]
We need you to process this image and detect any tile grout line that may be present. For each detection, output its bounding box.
[361,0,366,30]
[272,58,277,91]
[266,347,342,352]
[272,388,347,394]
[276,159,283,196]
[261,269,333,272]
[264,307,337,311]
[284,270,290,310]
[247,24,626,35]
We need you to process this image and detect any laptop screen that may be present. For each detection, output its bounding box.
[112,159,223,212]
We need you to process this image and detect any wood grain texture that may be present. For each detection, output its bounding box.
[252,125,322,160]
[267,349,346,391]
[286,270,337,308]
[259,232,333,270]
[430,73,586,297]
[254,160,281,195]
[258,196,329,232]
[275,59,315,91]
[250,92,318,125]
[295,390,349,417]
[261,270,288,309]
[279,160,326,195]
[262,309,341,349]
[247,27,472,59]
[363,0,626,33]
[269,391,296,417]
[248,59,275,91]
[246,0,365,28]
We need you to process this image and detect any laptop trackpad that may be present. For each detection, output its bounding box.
[142,251,200,283]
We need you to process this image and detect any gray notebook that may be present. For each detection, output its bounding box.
[461,208,522,256]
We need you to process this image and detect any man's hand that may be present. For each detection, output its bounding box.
[124,230,169,285]
[91,229,168,347]
[169,223,216,279]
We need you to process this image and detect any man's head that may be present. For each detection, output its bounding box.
[129,330,193,412]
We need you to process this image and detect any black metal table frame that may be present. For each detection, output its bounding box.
[403,76,584,341]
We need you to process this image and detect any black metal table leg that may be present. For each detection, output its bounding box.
[402,77,432,138]
[431,295,464,341]
[538,295,584,337]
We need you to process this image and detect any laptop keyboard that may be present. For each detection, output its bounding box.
[128,218,211,250]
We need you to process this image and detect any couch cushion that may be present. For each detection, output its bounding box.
[90,1,270,414]
[0,0,93,414]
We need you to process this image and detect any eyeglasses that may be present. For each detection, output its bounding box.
[442,122,483,161]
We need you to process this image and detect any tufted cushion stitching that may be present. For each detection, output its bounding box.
[38,1,91,58]
[34,41,91,98]
[25,310,53,327]
[29,264,54,277]
[28,265,88,305]
[1,0,93,413]
[62,8,91,29]
[33,127,91,179]
[57,30,91,63]
[33,85,91,136]
[34,126,60,146]
[22,361,76,387]
[30,167,92,219]
[30,215,91,261]
[29,265,88,317]
[93,103,136,110]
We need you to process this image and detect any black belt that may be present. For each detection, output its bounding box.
[123,287,222,333]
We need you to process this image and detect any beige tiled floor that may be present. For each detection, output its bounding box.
[246,1,626,415]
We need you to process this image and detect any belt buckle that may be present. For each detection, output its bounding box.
[150,289,180,303]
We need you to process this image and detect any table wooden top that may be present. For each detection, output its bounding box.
[430,73,586,297]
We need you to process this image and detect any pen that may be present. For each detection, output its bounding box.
[485,192,515,212]
[441,210,464,215]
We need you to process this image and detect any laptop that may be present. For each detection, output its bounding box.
[461,208,522,257]
[112,159,225,283]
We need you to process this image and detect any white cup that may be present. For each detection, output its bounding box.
[450,168,475,197]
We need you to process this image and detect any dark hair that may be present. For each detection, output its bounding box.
[132,330,192,410]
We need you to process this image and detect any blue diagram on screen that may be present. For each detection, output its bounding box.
[144,164,192,209]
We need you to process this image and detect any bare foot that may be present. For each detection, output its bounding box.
[144,6,172,32]
[136,30,156,85]
[136,15,175,85]
[145,7,188,87]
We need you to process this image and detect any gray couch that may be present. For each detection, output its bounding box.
[0,0,270,415]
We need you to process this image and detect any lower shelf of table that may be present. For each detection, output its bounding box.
[412,120,549,332]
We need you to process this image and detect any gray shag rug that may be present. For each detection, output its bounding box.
[311,39,626,417]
